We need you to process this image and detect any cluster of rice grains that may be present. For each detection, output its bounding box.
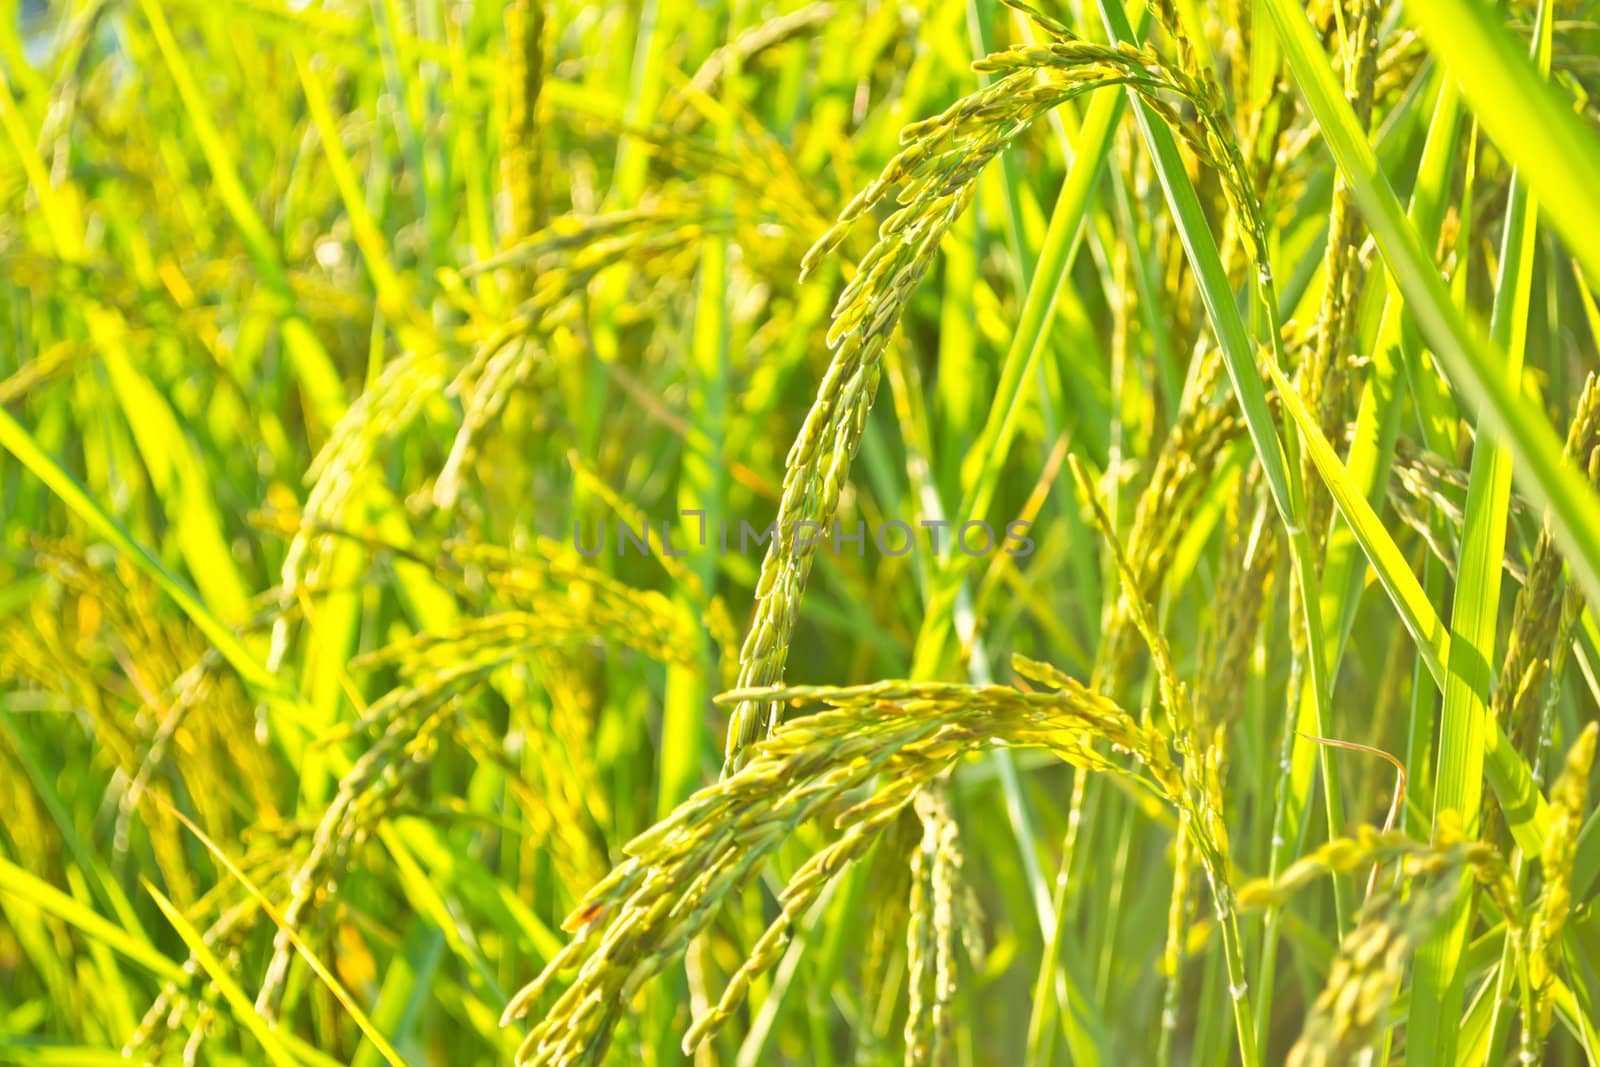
[503,455,1271,1065]
[1236,813,1521,1067]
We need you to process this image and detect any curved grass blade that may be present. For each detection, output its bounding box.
[144,882,302,1067]
[1267,362,1551,851]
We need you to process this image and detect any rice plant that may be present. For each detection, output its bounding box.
[4,0,1600,1064]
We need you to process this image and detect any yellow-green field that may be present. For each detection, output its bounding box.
[4,0,1600,1063]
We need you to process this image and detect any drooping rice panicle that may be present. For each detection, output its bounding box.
[1524,724,1597,1049]
[902,786,974,1067]
[504,667,1176,1063]
[727,9,1281,770]
[661,3,837,135]
[254,563,704,1017]
[1478,375,1600,852]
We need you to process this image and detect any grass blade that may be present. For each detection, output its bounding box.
[1408,3,1552,1059]
[1399,0,1600,289]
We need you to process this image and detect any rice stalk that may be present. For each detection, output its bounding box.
[1070,454,1259,1063]
[1297,0,1383,549]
